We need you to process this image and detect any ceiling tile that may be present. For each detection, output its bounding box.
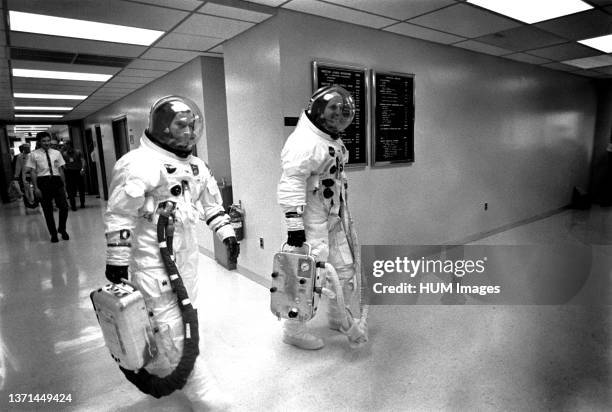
[534,9,612,41]
[243,0,286,6]
[475,26,567,52]
[541,62,581,72]
[283,0,398,29]
[325,0,456,20]
[120,68,168,78]
[198,3,273,23]
[8,0,189,31]
[384,22,465,44]
[408,3,521,38]
[10,33,147,58]
[503,53,551,65]
[11,60,121,75]
[527,42,602,61]
[119,0,204,11]
[571,69,609,78]
[141,48,202,62]
[111,75,152,84]
[156,33,223,51]
[104,81,143,89]
[126,59,183,71]
[563,54,612,69]
[594,65,612,74]
[452,39,512,56]
[174,13,255,38]
[209,45,224,53]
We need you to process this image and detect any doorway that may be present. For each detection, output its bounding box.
[95,125,109,201]
[111,116,129,160]
[84,128,99,196]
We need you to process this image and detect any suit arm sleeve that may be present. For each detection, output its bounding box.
[103,158,153,266]
[199,167,235,241]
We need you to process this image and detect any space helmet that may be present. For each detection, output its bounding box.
[306,85,355,137]
[146,95,203,157]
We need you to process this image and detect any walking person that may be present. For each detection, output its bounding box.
[61,141,86,210]
[26,132,70,243]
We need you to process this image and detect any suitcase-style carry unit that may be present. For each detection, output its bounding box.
[270,243,323,321]
[90,281,156,370]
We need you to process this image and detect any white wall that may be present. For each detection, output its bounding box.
[224,10,597,280]
[224,17,285,277]
[84,57,229,253]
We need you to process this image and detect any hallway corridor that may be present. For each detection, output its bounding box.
[0,199,610,411]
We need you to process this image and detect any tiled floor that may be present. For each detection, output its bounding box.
[0,199,610,411]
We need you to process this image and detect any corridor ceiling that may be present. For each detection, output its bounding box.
[1,0,612,124]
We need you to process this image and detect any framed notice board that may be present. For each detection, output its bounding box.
[312,60,369,167]
[371,70,415,166]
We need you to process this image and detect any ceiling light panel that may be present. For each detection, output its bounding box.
[14,93,87,100]
[15,106,73,110]
[12,68,112,82]
[579,34,612,53]
[11,60,120,75]
[10,32,147,58]
[8,0,188,30]
[15,114,64,118]
[466,0,592,24]
[9,11,165,46]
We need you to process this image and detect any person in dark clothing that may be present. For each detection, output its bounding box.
[61,141,86,210]
[25,132,70,243]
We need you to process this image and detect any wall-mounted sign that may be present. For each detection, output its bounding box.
[312,60,369,167]
[372,71,415,166]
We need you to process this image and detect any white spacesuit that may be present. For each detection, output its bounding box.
[278,86,366,350]
[104,96,238,409]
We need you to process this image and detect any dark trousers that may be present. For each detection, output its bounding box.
[65,169,86,209]
[38,176,69,237]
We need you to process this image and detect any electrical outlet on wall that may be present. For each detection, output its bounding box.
[259,237,264,249]
[484,202,488,210]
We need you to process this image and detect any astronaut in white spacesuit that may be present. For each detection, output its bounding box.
[104,96,239,409]
[278,85,366,350]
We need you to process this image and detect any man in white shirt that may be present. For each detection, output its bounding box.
[26,132,70,243]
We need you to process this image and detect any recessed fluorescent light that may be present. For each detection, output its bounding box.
[13,68,112,82]
[578,34,612,53]
[9,11,164,46]
[14,93,87,100]
[15,106,73,111]
[15,125,51,128]
[15,114,64,118]
[467,0,592,24]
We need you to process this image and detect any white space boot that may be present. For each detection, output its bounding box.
[283,320,324,350]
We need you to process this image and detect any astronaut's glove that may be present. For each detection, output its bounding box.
[223,236,240,263]
[285,211,305,247]
[105,265,128,284]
